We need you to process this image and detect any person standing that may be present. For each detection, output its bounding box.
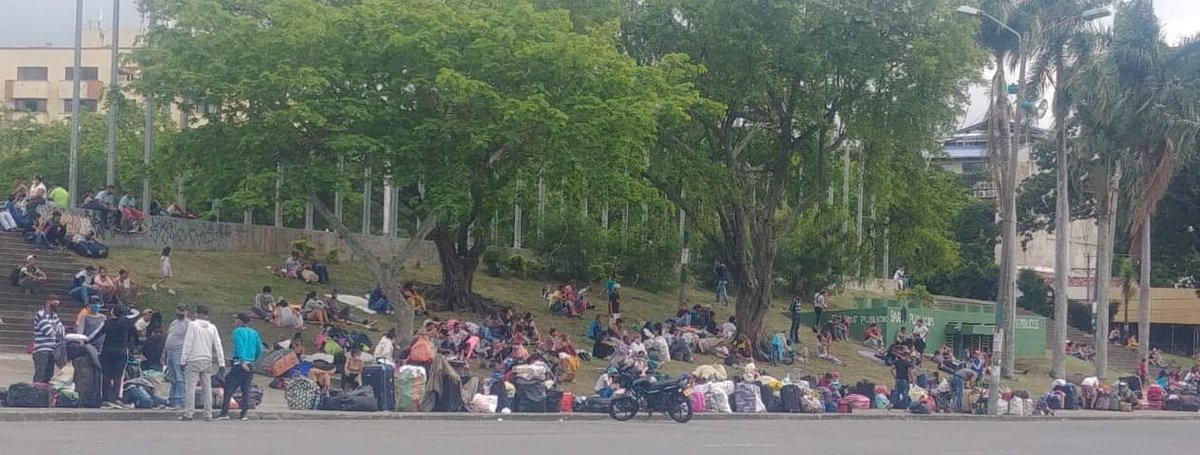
[217,314,262,421]
[152,246,175,294]
[812,289,828,333]
[180,305,225,421]
[163,306,190,409]
[788,295,803,344]
[912,319,929,355]
[604,274,619,300]
[99,305,135,409]
[714,262,729,305]
[891,350,915,410]
[31,295,64,383]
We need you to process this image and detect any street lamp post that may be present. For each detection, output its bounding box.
[68,0,84,208]
[956,4,1023,416]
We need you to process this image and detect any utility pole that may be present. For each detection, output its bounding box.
[361,167,372,235]
[68,0,84,207]
[105,0,120,187]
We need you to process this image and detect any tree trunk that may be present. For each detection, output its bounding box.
[1052,107,1070,380]
[305,195,435,344]
[1138,217,1151,364]
[1093,164,1122,380]
[429,225,490,313]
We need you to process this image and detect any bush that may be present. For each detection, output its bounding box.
[291,239,318,263]
[528,213,679,291]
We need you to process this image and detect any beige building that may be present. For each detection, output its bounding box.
[938,120,1101,292]
[1,26,140,123]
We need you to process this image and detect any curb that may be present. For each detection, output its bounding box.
[1,410,1198,423]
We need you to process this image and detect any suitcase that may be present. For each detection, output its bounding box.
[836,398,852,413]
[758,383,780,412]
[1164,397,1183,411]
[6,382,53,408]
[689,391,706,413]
[559,391,575,413]
[362,364,395,411]
[254,349,300,378]
[1094,394,1111,411]
[780,384,803,413]
[1120,376,1142,392]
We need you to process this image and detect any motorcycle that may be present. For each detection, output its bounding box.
[608,370,693,423]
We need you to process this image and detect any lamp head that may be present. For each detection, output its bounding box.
[956,5,981,16]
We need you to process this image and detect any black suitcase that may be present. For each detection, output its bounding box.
[1061,384,1078,410]
[1120,376,1142,392]
[780,384,803,413]
[758,382,780,412]
[362,364,395,411]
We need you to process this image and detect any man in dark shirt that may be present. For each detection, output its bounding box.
[892,352,915,409]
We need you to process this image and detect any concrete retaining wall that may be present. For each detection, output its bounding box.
[59,209,440,265]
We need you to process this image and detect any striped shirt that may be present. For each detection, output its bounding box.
[33,309,64,353]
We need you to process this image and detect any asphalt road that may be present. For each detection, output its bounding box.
[0,419,1189,454]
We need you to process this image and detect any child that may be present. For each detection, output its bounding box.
[152,246,175,294]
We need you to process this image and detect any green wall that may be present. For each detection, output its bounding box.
[803,299,1046,359]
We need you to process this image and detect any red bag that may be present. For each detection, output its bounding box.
[837,398,852,413]
[559,391,574,413]
[408,337,434,363]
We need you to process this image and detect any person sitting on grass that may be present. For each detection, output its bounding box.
[116,268,139,306]
[301,291,331,325]
[367,285,392,315]
[91,266,118,304]
[252,286,276,322]
[1126,334,1140,350]
[273,300,304,329]
[403,282,428,316]
[585,313,604,341]
[816,330,845,365]
[274,251,303,279]
[863,323,884,350]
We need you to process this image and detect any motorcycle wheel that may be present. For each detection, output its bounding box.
[666,394,694,424]
[609,396,639,422]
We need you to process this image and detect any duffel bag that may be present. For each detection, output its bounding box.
[6,382,53,408]
[285,377,321,410]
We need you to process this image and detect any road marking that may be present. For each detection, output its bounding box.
[704,444,778,448]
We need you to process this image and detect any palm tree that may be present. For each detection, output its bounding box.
[1023,0,1113,379]
[972,0,1022,380]
[1072,0,1200,374]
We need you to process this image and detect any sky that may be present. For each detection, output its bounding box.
[2,0,1198,127]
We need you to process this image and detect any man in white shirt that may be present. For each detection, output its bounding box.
[180,305,225,421]
[813,289,829,333]
[912,319,929,355]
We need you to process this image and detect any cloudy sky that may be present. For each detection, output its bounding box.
[2,0,1198,127]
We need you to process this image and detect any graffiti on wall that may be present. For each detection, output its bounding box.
[60,209,234,250]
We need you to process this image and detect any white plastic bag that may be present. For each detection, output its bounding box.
[469,393,498,413]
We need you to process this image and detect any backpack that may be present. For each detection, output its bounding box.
[9,266,21,286]
[408,338,434,363]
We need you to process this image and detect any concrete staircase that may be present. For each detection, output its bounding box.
[0,231,81,352]
[1041,314,1139,375]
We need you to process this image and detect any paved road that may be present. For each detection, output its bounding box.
[0,419,1191,454]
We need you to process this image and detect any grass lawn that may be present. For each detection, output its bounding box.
[91,246,1118,397]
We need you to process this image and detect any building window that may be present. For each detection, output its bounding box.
[63,99,98,113]
[962,162,987,173]
[16,67,48,81]
[13,99,47,113]
[64,67,100,81]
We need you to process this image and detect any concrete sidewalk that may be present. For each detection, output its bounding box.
[1,407,1197,422]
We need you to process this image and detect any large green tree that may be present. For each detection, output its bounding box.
[621,0,984,342]
[134,0,683,336]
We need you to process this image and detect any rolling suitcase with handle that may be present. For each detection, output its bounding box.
[362,364,395,411]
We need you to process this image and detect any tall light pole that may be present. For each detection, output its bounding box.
[68,0,84,207]
[105,0,120,187]
[956,4,1022,415]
